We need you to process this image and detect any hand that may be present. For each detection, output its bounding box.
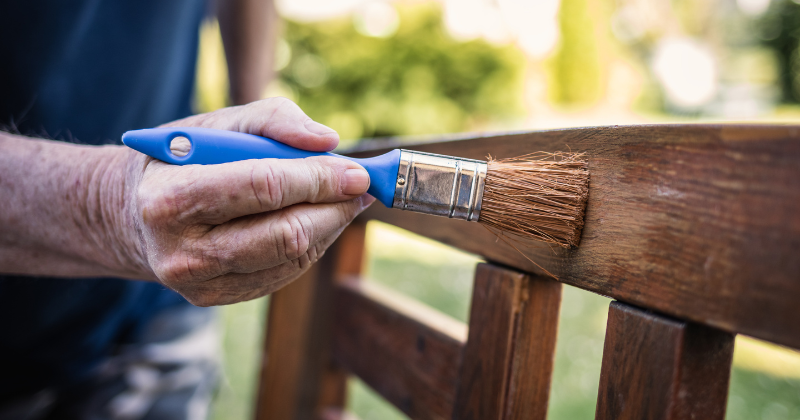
[123,98,373,306]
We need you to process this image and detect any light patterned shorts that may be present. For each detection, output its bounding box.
[0,305,220,420]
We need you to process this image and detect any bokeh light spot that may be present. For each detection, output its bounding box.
[652,37,718,108]
[354,2,400,38]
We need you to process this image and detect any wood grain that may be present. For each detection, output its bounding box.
[332,279,466,420]
[348,124,800,349]
[503,272,562,420]
[453,263,561,420]
[255,264,319,420]
[255,223,367,420]
[595,301,734,420]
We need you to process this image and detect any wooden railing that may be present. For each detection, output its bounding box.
[253,124,800,419]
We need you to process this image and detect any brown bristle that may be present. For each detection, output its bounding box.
[479,151,590,249]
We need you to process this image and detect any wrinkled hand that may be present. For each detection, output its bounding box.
[124,98,373,306]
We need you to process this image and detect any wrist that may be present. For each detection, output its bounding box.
[81,145,156,280]
[0,133,156,279]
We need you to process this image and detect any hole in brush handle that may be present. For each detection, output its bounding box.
[170,136,192,157]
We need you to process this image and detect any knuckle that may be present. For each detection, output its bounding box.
[275,213,312,261]
[267,96,294,109]
[137,185,174,226]
[137,171,198,226]
[153,257,195,286]
[317,163,339,198]
[287,240,328,273]
[305,160,336,200]
[255,97,294,121]
[154,248,216,287]
[155,261,223,307]
[256,163,285,210]
[303,243,325,268]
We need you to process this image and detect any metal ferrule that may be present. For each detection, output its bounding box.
[392,150,487,222]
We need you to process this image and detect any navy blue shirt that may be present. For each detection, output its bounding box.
[0,0,206,401]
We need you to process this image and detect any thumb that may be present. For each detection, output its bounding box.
[161,97,340,152]
[238,98,340,152]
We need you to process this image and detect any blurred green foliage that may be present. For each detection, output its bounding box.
[757,0,800,103]
[279,2,525,141]
[727,369,800,420]
[548,0,603,106]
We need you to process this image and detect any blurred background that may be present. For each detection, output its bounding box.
[200,0,800,419]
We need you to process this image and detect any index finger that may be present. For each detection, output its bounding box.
[147,155,371,226]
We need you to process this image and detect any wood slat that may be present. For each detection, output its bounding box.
[256,222,367,420]
[332,279,467,420]
[503,270,562,419]
[255,264,319,420]
[595,301,735,420]
[348,124,800,349]
[453,263,561,420]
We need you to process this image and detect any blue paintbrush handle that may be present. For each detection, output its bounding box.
[122,127,401,207]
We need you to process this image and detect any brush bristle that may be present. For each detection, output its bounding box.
[479,152,589,248]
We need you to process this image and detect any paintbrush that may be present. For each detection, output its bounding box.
[123,127,589,248]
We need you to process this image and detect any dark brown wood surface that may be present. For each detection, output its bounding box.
[255,264,318,420]
[595,301,734,420]
[453,264,561,420]
[255,223,367,420]
[332,279,466,419]
[348,125,800,349]
[503,272,562,419]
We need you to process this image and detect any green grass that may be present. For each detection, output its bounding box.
[210,222,800,420]
[210,297,267,420]
[727,369,800,420]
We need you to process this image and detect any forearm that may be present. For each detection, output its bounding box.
[218,0,279,105]
[0,132,153,279]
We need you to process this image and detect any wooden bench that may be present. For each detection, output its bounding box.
[252,124,800,419]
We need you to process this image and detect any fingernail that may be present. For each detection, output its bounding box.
[360,195,377,209]
[305,120,337,136]
[343,168,370,195]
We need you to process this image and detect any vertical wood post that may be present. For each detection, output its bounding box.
[453,263,562,420]
[255,222,367,420]
[595,301,735,420]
